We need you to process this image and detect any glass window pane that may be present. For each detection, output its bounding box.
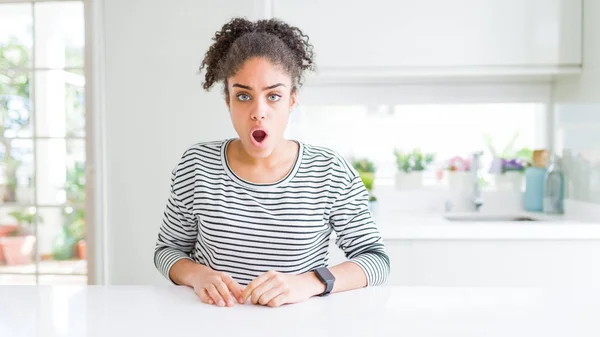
[0,139,34,204]
[0,4,33,69]
[36,139,85,205]
[288,103,545,187]
[0,70,33,138]
[0,274,36,285]
[35,69,85,137]
[37,207,86,275]
[34,2,84,68]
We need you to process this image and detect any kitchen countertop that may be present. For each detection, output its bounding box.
[1,285,599,337]
[373,212,600,240]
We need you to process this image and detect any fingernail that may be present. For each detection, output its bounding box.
[239,297,244,304]
[228,299,235,306]
[218,300,225,307]
[208,300,213,305]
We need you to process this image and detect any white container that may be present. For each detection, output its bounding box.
[394,171,423,190]
[447,171,472,191]
[494,172,524,192]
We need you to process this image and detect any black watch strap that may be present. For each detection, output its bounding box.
[314,267,335,297]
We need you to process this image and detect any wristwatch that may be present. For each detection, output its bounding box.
[313,267,335,297]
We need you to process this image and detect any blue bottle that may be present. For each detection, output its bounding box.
[524,166,546,212]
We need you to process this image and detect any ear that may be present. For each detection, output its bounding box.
[289,89,298,111]
[225,94,230,110]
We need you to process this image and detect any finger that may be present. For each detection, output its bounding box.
[251,278,279,305]
[222,275,244,303]
[216,281,235,307]
[242,271,274,302]
[257,285,285,306]
[206,284,225,307]
[196,288,213,305]
[267,294,287,308]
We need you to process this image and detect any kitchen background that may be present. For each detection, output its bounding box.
[0,0,599,287]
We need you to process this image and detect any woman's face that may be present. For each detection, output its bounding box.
[226,57,297,159]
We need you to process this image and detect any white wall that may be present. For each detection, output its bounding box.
[95,0,595,285]
[101,0,262,284]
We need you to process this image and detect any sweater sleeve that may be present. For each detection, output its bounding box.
[154,166,198,284]
[329,172,391,286]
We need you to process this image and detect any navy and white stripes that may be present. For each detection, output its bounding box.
[154,139,390,286]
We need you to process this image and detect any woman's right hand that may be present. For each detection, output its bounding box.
[190,268,244,307]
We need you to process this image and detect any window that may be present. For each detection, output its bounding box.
[0,0,86,285]
[287,101,546,188]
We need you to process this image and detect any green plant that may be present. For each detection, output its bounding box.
[65,162,85,204]
[1,39,31,202]
[394,148,435,173]
[484,131,533,163]
[352,158,376,173]
[62,161,86,244]
[7,207,43,236]
[351,158,377,202]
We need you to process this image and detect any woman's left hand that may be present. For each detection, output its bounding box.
[241,270,325,307]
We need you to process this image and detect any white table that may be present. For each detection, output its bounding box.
[1,285,599,337]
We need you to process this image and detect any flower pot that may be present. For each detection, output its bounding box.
[76,240,86,260]
[0,225,17,237]
[394,171,423,190]
[0,225,18,264]
[495,171,523,191]
[447,171,472,191]
[0,235,36,265]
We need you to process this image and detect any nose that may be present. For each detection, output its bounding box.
[250,98,268,121]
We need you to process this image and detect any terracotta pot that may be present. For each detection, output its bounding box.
[77,240,86,260]
[0,235,36,265]
[0,225,18,264]
[0,225,17,237]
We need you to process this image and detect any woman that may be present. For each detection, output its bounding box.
[154,17,390,308]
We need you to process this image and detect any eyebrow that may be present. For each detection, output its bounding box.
[232,83,286,90]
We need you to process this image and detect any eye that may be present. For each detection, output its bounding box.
[268,94,282,102]
[237,93,251,102]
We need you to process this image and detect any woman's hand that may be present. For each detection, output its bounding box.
[190,268,244,307]
[240,270,326,307]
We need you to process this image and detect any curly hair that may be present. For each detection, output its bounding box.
[199,17,315,96]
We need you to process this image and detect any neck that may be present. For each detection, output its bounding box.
[234,138,294,168]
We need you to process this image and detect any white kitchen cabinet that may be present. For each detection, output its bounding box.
[406,240,600,287]
[273,0,581,76]
[329,238,600,287]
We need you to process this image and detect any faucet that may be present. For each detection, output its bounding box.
[471,151,484,211]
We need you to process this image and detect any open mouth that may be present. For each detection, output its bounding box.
[251,129,268,144]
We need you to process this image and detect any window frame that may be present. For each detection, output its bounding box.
[0,0,100,285]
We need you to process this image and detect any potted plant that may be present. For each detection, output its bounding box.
[485,132,532,191]
[444,155,472,191]
[492,155,531,191]
[351,158,378,213]
[0,207,42,265]
[393,148,434,190]
[63,162,86,259]
[67,210,86,260]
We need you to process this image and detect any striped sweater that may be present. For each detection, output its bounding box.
[154,139,390,286]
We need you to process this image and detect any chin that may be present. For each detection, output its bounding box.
[241,138,276,159]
